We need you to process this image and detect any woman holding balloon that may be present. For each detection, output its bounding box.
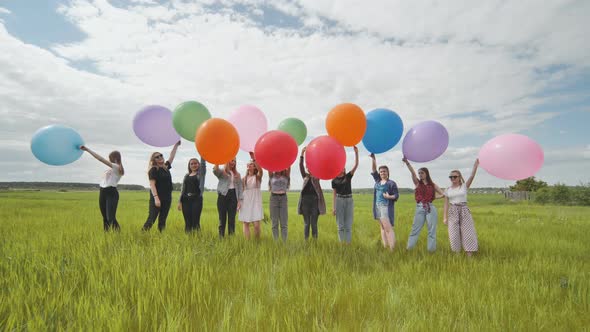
[213,158,243,238]
[443,159,480,256]
[80,146,124,231]
[142,141,181,232]
[331,146,359,244]
[177,157,206,233]
[402,158,445,252]
[298,146,326,240]
[268,167,291,241]
[370,153,399,250]
[239,153,264,240]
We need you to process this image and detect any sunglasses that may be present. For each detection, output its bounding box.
[449,175,459,179]
[154,154,163,159]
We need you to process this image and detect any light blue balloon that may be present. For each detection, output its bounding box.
[362,108,404,154]
[31,125,84,166]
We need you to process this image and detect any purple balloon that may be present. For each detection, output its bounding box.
[133,105,180,147]
[402,120,449,162]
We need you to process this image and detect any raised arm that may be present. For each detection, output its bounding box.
[465,159,479,189]
[402,157,419,186]
[213,164,225,178]
[299,146,307,178]
[250,151,263,181]
[198,157,206,195]
[167,140,181,165]
[349,146,359,175]
[80,146,112,168]
[370,153,377,174]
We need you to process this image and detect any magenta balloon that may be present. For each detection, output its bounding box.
[228,105,268,152]
[254,131,298,171]
[402,120,449,162]
[133,105,180,147]
[305,136,346,180]
[478,134,544,180]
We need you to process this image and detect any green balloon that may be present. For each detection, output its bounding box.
[278,118,307,145]
[172,101,212,141]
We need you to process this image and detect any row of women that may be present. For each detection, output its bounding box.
[80,142,480,255]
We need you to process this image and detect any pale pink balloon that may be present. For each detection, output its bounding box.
[228,105,268,152]
[478,134,544,180]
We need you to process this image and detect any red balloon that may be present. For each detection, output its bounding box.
[305,136,346,180]
[254,130,298,171]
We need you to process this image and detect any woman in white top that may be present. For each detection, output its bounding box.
[443,159,479,256]
[80,146,124,231]
[239,152,263,239]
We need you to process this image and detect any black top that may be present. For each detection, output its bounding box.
[331,172,353,195]
[149,161,173,200]
[181,174,201,198]
[301,178,317,196]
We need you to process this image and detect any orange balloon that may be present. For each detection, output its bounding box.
[325,103,367,146]
[195,118,240,165]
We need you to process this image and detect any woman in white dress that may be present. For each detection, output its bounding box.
[239,153,263,239]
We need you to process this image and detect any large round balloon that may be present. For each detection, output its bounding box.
[362,108,404,154]
[195,118,240,165]
[325,103,367,146]
[254,131,298,171]
[278,118,307,145]
[305,136,346,180]
[479,134,544,180]
[172,101,211,141]
[228,105,267,152]
[31,125,84,166]
[402,121,449,162]
[133,105,180,147]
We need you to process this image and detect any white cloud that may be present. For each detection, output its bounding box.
[0,7,11,15]
[0,0,589,188]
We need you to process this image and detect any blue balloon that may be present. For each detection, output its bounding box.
[31,125,84,166]
[362,108,404,154]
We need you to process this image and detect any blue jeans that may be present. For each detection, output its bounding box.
[335,196,353,243]
[407,203,437,252]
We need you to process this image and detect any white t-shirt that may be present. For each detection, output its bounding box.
[100,163,122,188]
[445,183,468,204]
[228,171,235,189]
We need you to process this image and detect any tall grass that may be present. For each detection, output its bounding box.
[0,191,588,331]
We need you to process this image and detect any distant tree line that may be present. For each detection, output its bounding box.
[0,182,145,191]
[507,177,590,206]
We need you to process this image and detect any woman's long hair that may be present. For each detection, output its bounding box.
[109,151,124,176]
[418,167,434,185]
[148,152,161,173]
[450,170,465,184]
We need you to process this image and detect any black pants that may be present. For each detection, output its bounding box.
[99,187,120,231]
[181,195,203,233]
[217,189,237,237]
[142,197,172,232]
[301,195,319,240]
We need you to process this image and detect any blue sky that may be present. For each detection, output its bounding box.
[0,0,588,189]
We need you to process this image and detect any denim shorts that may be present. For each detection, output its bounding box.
[375,204,389,219]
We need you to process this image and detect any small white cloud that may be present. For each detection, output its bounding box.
[0,7,11,15]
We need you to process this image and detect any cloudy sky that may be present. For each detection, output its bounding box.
[1,0,589,190]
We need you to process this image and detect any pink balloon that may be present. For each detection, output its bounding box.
[228,105,267,152]
[254,131,298,171]
[478,134,544,180]
[305,136,346,180]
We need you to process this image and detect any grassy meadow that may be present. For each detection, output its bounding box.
[0,190,588,331]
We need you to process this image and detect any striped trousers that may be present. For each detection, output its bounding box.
[447,203,478,252]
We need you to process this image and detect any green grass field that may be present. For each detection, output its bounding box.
[0,190,588,331]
